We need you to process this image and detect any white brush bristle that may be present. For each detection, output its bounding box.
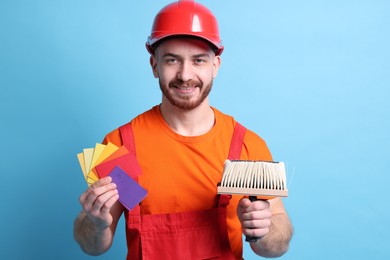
[218,160,288,197]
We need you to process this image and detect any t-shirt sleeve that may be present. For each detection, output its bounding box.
[241,129,273,161]
[102,128,123,147]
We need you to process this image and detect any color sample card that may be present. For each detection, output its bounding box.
[77,142,119,185]
[77,153,87,180]
[77,143,148,210]
[83,148,94,176]
[109,166,147,211]
[87,143,106,181]
[89,142,120,181]
[95,150,142,179]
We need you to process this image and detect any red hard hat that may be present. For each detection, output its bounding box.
[146,0,224,55]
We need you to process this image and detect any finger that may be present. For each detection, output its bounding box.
[241,208,272,222]
[240,199,270,213]
[89,177,113,191]
[82,182,117,212]
[96,176,113,186]
[90,188,118,215]
[242,217,271,240]
[84,183,117,209]
[80,177,113,202]
[242,218,271,229]
[100,194,120,215]
[238,198,252,208]
[243,226,270,239]
[251,200,270,211]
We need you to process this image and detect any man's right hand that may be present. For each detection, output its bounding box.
[79,177,119,230]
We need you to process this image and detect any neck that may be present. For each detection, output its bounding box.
[160,99,215,136]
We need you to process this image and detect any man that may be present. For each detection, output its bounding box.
[74,1,292,259]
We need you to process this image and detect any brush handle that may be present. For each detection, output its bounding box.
[245,196,260,243]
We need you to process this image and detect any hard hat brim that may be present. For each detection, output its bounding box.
[146,34,224,56]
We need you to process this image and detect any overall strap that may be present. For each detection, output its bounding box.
[119,123,142,214]
[228,122,247,160]
[119,123,137,157]
[217,122,247,207]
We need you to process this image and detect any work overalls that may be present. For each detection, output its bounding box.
[119,122,246,260]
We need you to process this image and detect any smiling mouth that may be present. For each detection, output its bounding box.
[174,85,197,94]
[169,79,202,95]
[176,86,194,90]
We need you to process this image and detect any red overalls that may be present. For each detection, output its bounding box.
[119,122,246,260]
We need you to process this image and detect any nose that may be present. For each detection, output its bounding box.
[177,61,194,82]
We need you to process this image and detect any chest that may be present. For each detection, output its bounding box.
[135,132,231,214]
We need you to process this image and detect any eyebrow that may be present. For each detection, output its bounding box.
[161,53,211,59]
[162,53,180,59]
[193,53,211,59]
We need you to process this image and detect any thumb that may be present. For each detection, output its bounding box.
[238,197,252,211]
[237,197,252,223]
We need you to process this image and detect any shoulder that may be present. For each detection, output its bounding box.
[242,128,272,161]
[102,106,159,146]
[213,107,272,160]
[102,128,122,146]
[213,107,236,129]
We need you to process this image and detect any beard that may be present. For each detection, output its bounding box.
[159,78,213,110]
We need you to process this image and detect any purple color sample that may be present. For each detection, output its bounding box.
[109,166,147,211]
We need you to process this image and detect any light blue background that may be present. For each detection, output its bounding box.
[1,0,389,259]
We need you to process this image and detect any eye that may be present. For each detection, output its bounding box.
[164,57,180,65]
[194,58,206,65]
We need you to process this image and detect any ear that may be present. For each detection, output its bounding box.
[212,55,221,79]
[150,55,159,78]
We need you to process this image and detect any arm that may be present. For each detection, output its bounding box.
[237,197,293,258]
[73,177,124,255]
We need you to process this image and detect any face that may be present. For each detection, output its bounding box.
[150,37,221,110]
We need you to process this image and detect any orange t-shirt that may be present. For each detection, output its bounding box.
[103,105,272,259]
